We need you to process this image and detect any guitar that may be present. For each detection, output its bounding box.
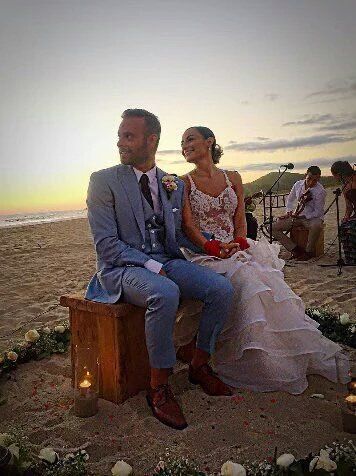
[244,191,263,212]
[293,188,313,217]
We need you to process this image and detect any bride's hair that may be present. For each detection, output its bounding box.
[193,126,224,164]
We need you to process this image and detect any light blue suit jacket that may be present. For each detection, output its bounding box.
[85,164,203,303]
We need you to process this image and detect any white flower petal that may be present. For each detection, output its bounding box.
[111,460,133,476]
[221,460,247,476]
[276,453,295,468]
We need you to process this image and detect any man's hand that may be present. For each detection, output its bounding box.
[159,269,167,277]
[278,211,292,220]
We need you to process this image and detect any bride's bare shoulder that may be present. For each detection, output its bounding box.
[179,173,192,192]
[226,169,242,184]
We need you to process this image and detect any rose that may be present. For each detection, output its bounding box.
[7,351,18,362]
[276,453,295,468]
[79,449,89,461]
[39,447,59,464]
[8,443,20,460]
[351,325,356,334]
[0,433,12,446]
[25,329,40,343]
[161,175,178,194]
[309,449,337,472]
[42,327,51,334]
[54,325,65,334]
[312,310,321,317]
[339,313,350,325]
[221,461,246,476]
[111,460,133,476]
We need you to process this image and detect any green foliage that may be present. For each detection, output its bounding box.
[305,307,355,348]
[30,450,88,476]
[0,323,70,376]
[152,457,206,476]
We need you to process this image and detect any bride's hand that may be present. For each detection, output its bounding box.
[219,242,240,258]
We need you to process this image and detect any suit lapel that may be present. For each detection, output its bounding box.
[117,166,145,238]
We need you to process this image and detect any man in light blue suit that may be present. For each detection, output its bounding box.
[86,109,234,430]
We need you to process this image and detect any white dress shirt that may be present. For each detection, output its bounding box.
[132,165,163,274]
[286,180,326,220]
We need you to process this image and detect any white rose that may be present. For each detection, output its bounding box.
[39,447,58,464]
[309,450,337,472]
[80,449,89,461]
[339,313,350,325]
[221,461,246,476]
[25,329,40,343]
[276,453,295,468]
[0,433,12,446]
[8,444,20,460]
[7,351,18,362]
[111,460,133,476]
[42,327,51,334]
[313,310,321,317]
[54,325,65,334]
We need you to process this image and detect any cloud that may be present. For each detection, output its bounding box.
[283,114,334,127]
[265,93,279,102]
[157,149,181,156]
[225,133,356,153]
[306,78,356,100]
[236,155,356,172]
[318,120,356,132]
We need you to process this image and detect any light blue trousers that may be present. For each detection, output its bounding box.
[121,259,234,368]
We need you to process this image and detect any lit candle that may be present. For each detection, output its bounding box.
[345,394,356,412]
[79,379,91,389]
[347,379,356,394]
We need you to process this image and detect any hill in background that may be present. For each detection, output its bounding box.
[243,172,336,195]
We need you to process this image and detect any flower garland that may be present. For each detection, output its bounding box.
[0,322,70,377]
[0,433,355,475]
[305,307,355,348]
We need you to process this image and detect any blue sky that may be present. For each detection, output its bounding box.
[1,0,355,213]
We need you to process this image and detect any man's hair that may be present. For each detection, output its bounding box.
[307,165,321,176]
[121,109,161,147]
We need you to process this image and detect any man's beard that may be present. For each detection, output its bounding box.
[120,141,149,166]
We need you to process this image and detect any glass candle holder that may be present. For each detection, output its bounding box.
[74,345,99,418]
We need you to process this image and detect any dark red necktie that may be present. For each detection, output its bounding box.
[139,174,154,210]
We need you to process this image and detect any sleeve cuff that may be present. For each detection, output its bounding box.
[144,259,163,274]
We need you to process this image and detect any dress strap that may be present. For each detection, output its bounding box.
[223,170,233,188]
[187,174,196,190]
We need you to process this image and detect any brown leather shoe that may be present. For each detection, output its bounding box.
[146,384,188,430]
[189,363,232,396]
[296,251,313,261]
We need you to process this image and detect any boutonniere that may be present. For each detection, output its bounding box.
[161,174,178,197]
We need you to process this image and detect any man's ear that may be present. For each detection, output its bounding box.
[148,134,159,150]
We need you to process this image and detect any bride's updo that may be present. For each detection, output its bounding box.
[194,126,224,164]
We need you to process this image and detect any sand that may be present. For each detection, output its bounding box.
[0,188,355,475]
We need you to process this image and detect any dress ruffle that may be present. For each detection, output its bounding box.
[175,238,350,394]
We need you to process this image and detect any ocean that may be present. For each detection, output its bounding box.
[0,209,87,228]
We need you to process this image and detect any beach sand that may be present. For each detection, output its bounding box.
[0,188,355,474]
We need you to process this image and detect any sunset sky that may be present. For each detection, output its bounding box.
[1,0,356,214]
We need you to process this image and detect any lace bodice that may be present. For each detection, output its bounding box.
[188,171,238,242]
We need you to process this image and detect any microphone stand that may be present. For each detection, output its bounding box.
[262,166,291,243]
[319,187,356,275]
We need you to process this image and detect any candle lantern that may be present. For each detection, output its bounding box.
[74,345,99,418]
[341,375,356,433]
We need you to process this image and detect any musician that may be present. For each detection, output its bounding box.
[244,192,261,240]
[272,165,326,260]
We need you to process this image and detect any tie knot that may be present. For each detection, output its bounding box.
[140,174,149,186]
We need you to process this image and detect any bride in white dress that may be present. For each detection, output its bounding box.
[174,126,350,394]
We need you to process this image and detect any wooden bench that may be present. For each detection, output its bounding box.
[290,223,325,257]
[60,294,150,404]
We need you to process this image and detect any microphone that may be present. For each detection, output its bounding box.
[280,163,294,169]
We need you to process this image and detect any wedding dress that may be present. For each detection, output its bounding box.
[174,171,350,394]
